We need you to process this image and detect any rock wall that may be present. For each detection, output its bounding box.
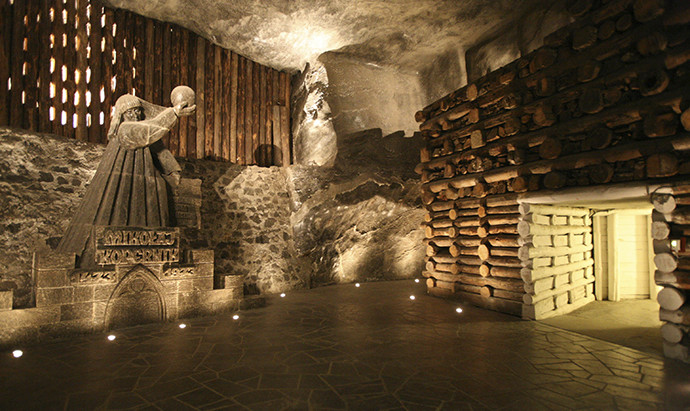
[319,52,424,137]
[0,128,104,308]
[291,61,338,167]
[1,126,425,307]
[178,160,303,294]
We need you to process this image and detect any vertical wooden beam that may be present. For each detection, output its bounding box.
[221,48,231,162]
[37,0,53,133]
[23,0,40,131]
[265,69,273,165]
[144,18,154,103]
[281,71,290,166]
[644,216,656,298]
[258,65,266,166]
[271,68,281,165]
[195,36,205,159]
[160,23,172,149]
[122,11,134,96]
[133,14,146,98]
[178,28,189,158]
[272,105,281,166]
[36,0,52,133]
[186,31,196,159]
[9,0,26,128]
[213,44,221,160]
[112,9,126,100]
[151,21,162,106]
[236,56,245,165]
[0,0,10,126]
[252,60,260,165]
[63,0,77,139]
[229,51,238,163]
[607,212,619,302]
[244,59,253,164]
[73,0,89,140]
[169,23,181,156]
[87,2,103,143]
[593,214,605,300]
[51,0,65,136]
[204,40,214,159]
[102,6,114,138]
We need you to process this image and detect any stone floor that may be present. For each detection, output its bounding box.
[541,299,664,356]
[1,280,690,410]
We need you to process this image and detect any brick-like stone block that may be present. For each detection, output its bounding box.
[177,178,202,197]
[161,280,179,294]
[36,287,74,307]
[35,269,70,288]
[93,301,107,323]
[94,284,116,301]
[195,263,213,277]
[205,289,241,313]
[219,275,244,290]
[38,318,97,339]
[0,307,60,337]
[177,279,193,293]
[193,276,213,291]
[73,285,95,303]
[60,302,94,321]
[0,291,13,311]
[33,251,75,270]
[191,249,214,264]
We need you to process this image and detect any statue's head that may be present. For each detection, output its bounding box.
[171,86,195,109]
[115,94,143,122]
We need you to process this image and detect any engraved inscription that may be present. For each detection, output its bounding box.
[69,271,117,284]
[163,267,196,277]
[94,226,180,266]
[95,248,180,265]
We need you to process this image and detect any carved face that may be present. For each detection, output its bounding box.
[123,106,143,122]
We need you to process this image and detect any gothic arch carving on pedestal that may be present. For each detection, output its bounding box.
[104,265,167,330]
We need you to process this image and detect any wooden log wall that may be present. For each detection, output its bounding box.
[0,0,292,166]
[519,204,595,319]
[651,184,690,362]
[416,0,690,328]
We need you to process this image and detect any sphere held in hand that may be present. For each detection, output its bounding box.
[171,86,195,108]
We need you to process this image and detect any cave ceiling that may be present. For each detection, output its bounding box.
[104,0,553,74]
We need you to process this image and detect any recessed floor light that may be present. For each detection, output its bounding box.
[179,323,187,329]
[12,350,23,358]
[107,335,116,341]
[280,293,286,298]
[456,308,463,313]
[409,295,416,300]
[414,279,420,283]
[233,314,239,320]
[355,283,360,287]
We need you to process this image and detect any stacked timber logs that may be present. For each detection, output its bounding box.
[423,194,525,316]
[417,0,690,331]
[652,184,690,362]
[519,204,595,319]
[416,0,690,197]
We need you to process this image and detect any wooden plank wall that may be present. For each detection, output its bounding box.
[0,0,292,166]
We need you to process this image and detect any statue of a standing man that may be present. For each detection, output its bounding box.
[57,86,196,267]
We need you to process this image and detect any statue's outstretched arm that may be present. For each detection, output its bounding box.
[117,107,178,150]
[140,99,167,119]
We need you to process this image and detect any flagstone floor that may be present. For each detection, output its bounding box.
[1,280,689,410]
